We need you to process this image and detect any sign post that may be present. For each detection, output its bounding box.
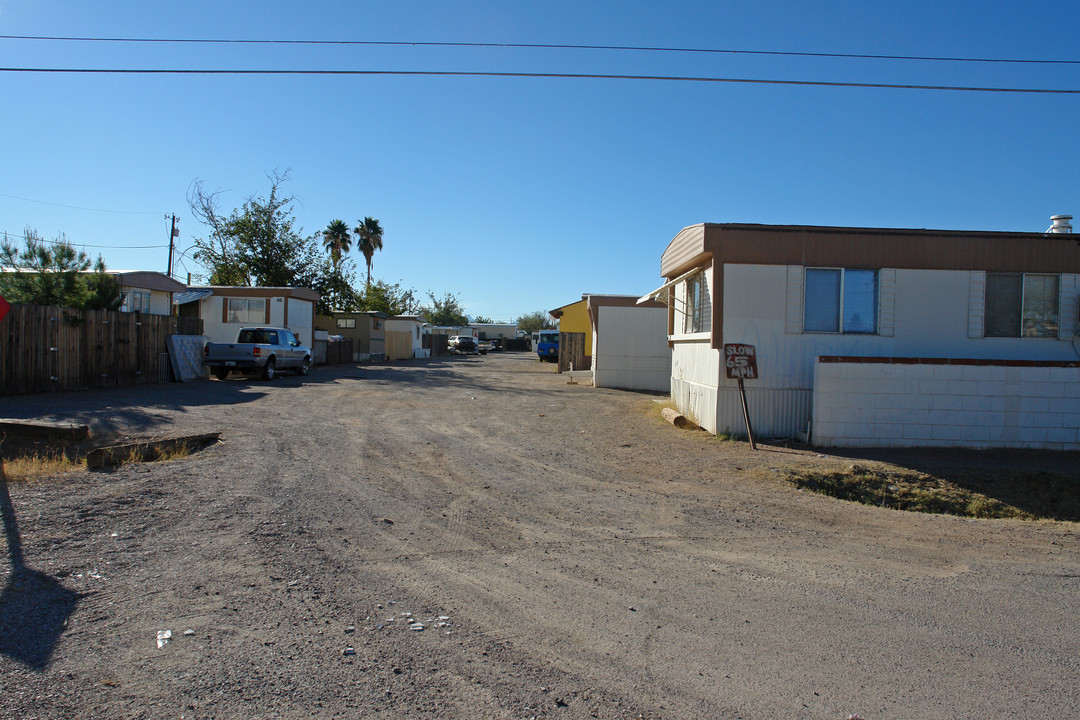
[724,343,758,450]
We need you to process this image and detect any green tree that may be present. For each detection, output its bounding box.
[421,291,468,327]
[308,255,362,315]
[322,219,352,274]
[188,171,321,287]
[473,315,494,324]
[82,256,125,310]
[0,228,121,309]
[358,279,420,316]
[353,217,384,290]
[515,310,555,334]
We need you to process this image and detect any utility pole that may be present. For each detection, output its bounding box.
[167,214,179,278]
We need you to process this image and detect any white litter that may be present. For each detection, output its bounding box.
[156,630,172,648]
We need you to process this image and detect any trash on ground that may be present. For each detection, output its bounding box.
[156,630,172,648]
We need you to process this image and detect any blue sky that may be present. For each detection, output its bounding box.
[1,1,1078,321]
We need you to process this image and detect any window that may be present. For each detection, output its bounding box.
[682,271,711,334]
[336,317,356,329]
[237,328,276,344]
[121,290,150,313]
[226,297,266,324]
[804,268,878,333]
[985,273,1058,338]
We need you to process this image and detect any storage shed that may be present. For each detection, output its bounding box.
[586,294,670,392]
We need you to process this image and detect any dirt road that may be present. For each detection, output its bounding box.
[2,352,1078,719]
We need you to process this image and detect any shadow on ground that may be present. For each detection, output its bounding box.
[789,444,1080,522]
[0,464,81,670]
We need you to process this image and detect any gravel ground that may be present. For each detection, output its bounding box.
[1,352,1078,720]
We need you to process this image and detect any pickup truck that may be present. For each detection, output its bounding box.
[204,327,312,381]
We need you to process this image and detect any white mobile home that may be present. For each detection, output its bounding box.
[643,220,1080,449]
[176,286,319,345]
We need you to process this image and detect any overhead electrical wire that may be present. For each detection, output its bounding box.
[1,34,1077,66]
[0,192,161,215]
[0,229,167,249]
[0,66,1075,94]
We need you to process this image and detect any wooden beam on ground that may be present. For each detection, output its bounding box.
[0,420,91,441]
[86,432,221,469]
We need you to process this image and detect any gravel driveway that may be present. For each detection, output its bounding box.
[1,352,1078,719]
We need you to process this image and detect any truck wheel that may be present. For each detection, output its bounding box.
[213,367,229,381]
[263,357,276,381]
[297,357,311,376]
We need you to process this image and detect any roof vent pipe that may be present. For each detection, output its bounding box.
[1047,214,1073,233]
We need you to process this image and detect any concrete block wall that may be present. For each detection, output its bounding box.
[812,358,1080,449]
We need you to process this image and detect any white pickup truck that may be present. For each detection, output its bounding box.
[204,327,312,381]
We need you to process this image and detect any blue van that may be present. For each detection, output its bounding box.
[536,329,559,361]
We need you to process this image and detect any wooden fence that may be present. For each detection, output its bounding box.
[558,332,587,373]
[385,330,414,361]
[0,304,204,395]
[423,333,449,357]
[324,338,354,365]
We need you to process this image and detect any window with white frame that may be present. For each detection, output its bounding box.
[336,317,356,329]
[803,268,878,333]
[121,290,150,313]
[985,273,1059,338]
[682,271,711,334]
[226,297,266,324]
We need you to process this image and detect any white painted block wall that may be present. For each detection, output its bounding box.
[812,361,1080,449]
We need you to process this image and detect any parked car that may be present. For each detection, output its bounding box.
[204,327,312,381]
[449,335,479,355]
[477,340,492,355]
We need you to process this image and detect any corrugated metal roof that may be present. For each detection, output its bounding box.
[172,289,213,305]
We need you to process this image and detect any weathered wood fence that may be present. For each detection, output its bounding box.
[0,304,204,395]
[385,330,414,361]
[558,332,587,373]
[423,333,449,357]
[323,338,354,365]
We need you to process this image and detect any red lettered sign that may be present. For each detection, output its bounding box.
[724,343,758,380]
[0,294,9,323]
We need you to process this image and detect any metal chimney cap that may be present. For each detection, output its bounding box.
[1047,215,1073,233]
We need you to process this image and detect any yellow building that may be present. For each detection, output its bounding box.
[549,298,592,366]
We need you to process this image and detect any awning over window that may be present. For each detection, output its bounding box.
[172,289,214,305]
[636,267,702,305]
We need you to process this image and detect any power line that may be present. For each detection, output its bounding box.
[0,192,161,215]
[2,34,1077,66]
[0,67,1076,94]
[0,230,167,249]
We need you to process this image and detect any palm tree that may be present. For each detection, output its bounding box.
[354,217,384,289]
[322,219,352,273]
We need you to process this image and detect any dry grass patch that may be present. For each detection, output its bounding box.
[0,452,84,484]
[786,463,1080,521]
